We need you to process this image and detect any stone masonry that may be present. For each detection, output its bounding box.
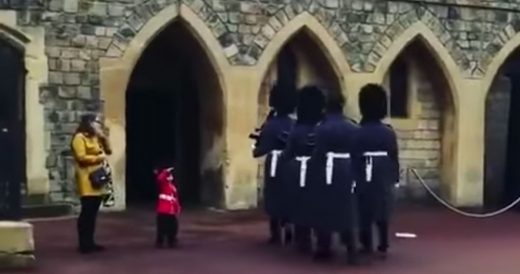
[2,0,520,204]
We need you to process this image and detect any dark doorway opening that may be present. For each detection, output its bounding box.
[504,76,520,208]
[485,49,520,209]
[126,22,222,208]
[0,39,26,220]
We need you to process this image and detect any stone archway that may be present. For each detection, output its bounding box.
[481,32,520,209]
[99,5,230,210]
[0,19,48,213]
[484,47,520,208]
[372,22,461,203]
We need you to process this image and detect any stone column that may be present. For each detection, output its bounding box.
[451,79,487,207]
[221,67,261,210]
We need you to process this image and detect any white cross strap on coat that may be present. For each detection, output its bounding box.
[269,150,282,178]
[159,194,176,202]
[363,151,388,182]
[326,152,351,185]
[296,156,311,188]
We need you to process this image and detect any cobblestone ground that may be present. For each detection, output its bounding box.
[9,205,520,274]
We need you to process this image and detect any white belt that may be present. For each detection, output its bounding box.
[159,194,175,202]
[325,152,350,185]
[295,156,311,188]
[269,150,282,178]
[363,151,388,182]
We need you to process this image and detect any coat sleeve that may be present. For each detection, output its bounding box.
[387,129,400,182]
[253,123,274,158]
[72,134,105,166]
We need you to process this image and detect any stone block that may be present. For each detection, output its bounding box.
[63,0,78,13]
[98,37,111,50]
[352,0,363,11]
[325,0,339,9]
[58,86,76,98]
[49,0,63,12]
[268,15,282,32]
[46,47,61,58]
[71,59,86,72]
[0,254,35,270]
[241,2,261,15]
[213,0,226,12]
[0,222,34,253]
[261,24,275,40]
[77,86,93,99]
[49,72,64,84]
[108,3,125,16]
[89,2,107,17]
[64,73,81,85]
[238,24,251,34]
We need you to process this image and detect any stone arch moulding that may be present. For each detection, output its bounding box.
[367,8,469,76]
[99,3,231,211]
[481,31,520,97]
[372,21,462,110]
[0,23,31,50]
[255,11,352,100]
[0,18,49,199]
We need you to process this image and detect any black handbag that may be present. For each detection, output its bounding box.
[89,165,110,189]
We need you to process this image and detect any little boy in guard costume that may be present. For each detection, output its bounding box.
[155,166,181,248]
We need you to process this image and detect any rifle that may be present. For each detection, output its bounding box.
[249,109,276,143]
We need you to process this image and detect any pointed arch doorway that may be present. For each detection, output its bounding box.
[125,20,225,208]
[0,38,26,219]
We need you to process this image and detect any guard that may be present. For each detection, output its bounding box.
[252,85,296,244]
[280,85,325,253]
[353,84,400,259]
[308,91,359,264]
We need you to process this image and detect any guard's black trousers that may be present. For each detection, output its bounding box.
[269,218,281,242]
[156,214,178,246]
[77,196,102,249]
[358,210,389,252]
[316,229,357,255]
[294,225,311,252]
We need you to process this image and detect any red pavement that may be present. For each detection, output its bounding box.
[7,205,520,274]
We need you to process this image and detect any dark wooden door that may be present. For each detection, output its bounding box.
[0,40,25,220]
[484,75,511,207]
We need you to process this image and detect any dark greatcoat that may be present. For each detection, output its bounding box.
[353,120,400,222]
[253,114,294,219]
[308,113,359,231]
[279,123,318,227]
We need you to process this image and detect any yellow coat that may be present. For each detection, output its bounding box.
[71,133,107,197]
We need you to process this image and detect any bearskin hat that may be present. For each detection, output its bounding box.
[297,85,325,124]
[359,83,388,121]
[269,84,297,115]
[325,90,345,114]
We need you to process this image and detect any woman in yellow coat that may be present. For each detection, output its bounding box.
[71,114,112,254]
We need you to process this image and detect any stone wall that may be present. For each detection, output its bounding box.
[394,67,444,199]
[2,0,520,205]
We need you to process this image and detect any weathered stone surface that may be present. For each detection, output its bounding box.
[63,0,78,13]
[0,254,35,270]
[0,222,34,253]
